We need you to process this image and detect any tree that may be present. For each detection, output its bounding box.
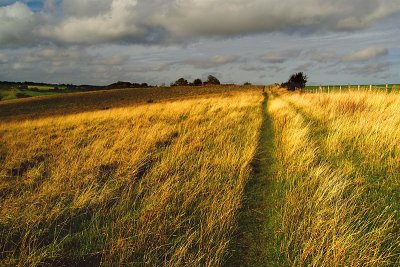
[206,75,220,85]
[282,72,308,91]
[172,78,188,86]
[193,78,202,86]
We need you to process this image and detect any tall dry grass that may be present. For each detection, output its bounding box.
[0,90,263,266]
[268,90,400,266]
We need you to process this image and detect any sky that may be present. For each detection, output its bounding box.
[0,0,399,86]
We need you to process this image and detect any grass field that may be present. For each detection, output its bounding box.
[0,86,399,266]
[0,88,61,101]
[27,85,58,90]
[0,86,257,122]
[0,88,263,266]
[268,89,400,266]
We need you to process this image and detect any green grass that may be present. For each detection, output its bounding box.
[225,92,284,266]
[0,88,62,101]
[0,89,18,100]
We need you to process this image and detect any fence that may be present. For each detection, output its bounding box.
[303,84,399,94]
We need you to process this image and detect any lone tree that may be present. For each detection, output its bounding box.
[282,72,308,91]
[193,78,203,86]
[206,75,220,85]
[172,78,188,86]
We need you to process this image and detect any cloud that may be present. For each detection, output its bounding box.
[261,50,301,63]
[16,46,129,66]
[305,50,339,63]
[1,0,400,47]
[292,62,313,72]
[0,2,39,47]
[345,62,390,76]
[266,65,286,73]
[0,53,8,64]
[344,47,389,62]
[180,55,241,68]
[241,65,265,72]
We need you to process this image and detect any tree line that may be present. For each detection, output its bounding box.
[171,75,221,86]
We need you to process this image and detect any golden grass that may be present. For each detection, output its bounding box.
[269,90,400,266]
[0,90,263,266]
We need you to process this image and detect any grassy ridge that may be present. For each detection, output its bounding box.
[0,86,259,122]
[0,90,263,266]
[269,90,400,266]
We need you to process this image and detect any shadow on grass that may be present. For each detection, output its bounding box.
[224,91,283,266]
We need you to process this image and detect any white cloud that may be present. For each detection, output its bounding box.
[344,47,388,61]
[0,2,39,47]
[1,0,400,47]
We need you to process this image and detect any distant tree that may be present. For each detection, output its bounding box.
[193,78,203,86]
[282,72,308,91]
[243,82,252,86]
[19,84,28,90]
[172,78,189,86]
[206,75,220,85]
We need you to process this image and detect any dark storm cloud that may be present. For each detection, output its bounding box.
[1,0,400,47]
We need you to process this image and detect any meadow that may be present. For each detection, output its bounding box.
[0,88,61,101]
[0,86,399,266]
[268,89,400,266]
[0,88,262,266]
[0,86,255,122]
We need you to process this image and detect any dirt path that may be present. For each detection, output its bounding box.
[224,91,283,266]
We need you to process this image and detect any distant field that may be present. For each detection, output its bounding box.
[1,86,399,266]
[27,85,66,90]
[0,88,62,101]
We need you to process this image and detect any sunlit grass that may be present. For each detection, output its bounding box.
[269,90,400,266]
[0,90,263,266]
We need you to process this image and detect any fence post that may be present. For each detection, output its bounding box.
[358,85,360,91]
[386,84,388,93]
[340,86,342,93]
